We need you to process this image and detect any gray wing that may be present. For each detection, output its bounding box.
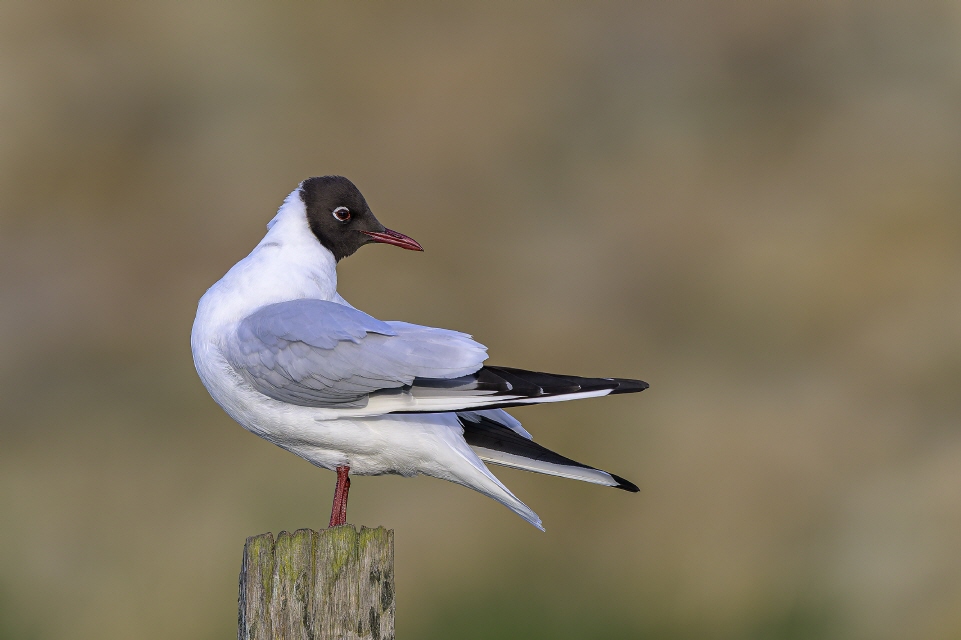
[225,299,488,408]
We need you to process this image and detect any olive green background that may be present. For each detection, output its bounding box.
[2,2,960,638]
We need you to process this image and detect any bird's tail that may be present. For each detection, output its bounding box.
[428,418,545,530]
[458,411,639,492]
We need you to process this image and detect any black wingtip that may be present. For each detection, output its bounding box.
[610,378,649,394]
[610,473,640,492]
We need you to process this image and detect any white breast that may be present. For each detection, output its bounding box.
[190,188,343,430]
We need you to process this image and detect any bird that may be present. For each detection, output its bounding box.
[191,176,647,531]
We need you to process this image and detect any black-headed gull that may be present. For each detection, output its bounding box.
[191,176,647,530]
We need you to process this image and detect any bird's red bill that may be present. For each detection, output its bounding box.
[361,228,424,251]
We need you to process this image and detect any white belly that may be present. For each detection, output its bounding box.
[194,340,468,476]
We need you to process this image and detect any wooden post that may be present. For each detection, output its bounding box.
[239,526,394,640]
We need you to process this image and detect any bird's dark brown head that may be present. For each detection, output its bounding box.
[299,176,423,261]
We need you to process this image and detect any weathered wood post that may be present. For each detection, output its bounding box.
[238,526,394,640]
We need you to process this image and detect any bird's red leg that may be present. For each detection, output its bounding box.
[328,465,351,528]
[338,468,350,525]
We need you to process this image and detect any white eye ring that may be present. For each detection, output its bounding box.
[332,206,351,222]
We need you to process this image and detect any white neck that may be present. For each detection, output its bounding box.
[197,188,340,327]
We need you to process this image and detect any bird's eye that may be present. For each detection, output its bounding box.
[332,206,351,222]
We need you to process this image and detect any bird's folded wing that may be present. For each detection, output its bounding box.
[457,411,639,492]
[457,408,533,439]
[225,299,488,408]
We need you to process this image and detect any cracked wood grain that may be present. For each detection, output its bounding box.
[239,526,394,640]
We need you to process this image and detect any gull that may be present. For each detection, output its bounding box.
[191,176,647,530]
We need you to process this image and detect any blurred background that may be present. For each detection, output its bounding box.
[2,1,960,638]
